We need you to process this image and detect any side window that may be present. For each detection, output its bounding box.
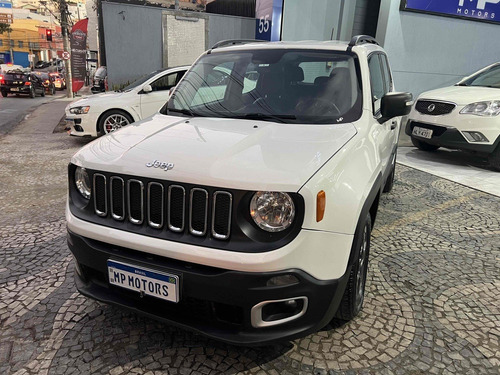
[243,63,259,93]
[191,62,234,105]
[380,54,393,93]
[368,54,385,114]
[151,73,178,92]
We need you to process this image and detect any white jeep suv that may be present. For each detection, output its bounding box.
[67,36,412,345]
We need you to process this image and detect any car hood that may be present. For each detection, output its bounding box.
[68,91,130,108]
[71,114,357,192]
[419,86,500,106]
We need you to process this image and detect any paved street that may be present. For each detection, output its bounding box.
[0,102,499,375]
[0,91,68,135]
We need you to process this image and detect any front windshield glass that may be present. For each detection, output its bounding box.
[120,70,164,92]
[459,64,500,88]
[166,49,362,124]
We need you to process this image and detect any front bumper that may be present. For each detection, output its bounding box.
[66,112,99,137]
[68,230,349,345]
[406,120,500,155]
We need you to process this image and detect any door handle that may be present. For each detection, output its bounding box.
[390,121,398,130]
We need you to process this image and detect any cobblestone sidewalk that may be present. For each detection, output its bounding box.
[0,105,499,374]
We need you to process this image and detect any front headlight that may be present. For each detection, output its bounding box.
[69,106,90,115]
[460,101,500,116]
[75,167,91,200]
[250,192,295,232]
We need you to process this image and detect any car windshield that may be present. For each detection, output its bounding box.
[165,49,362,124]
[119,70,165,92]
[458,64,500,88]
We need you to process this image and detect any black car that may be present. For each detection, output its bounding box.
[0,71,46,98]
[34,61,50,69]
[33,71,57,95]
[91,66,107,94]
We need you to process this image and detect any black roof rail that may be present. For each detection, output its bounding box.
[347,35,380,51]
[208,39,267,54]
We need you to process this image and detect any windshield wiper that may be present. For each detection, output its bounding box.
[166,107,197,117]
[237,113,296,123]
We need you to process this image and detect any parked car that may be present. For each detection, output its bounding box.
[0,70,45,98]
[65,66,188,137]
[91,66,107,94]
[34,60,50,69]
[0,63,24,77]
[33,71,57,95]
[406,62,500,170]
[66,37,412,344]
[49,72,66,90]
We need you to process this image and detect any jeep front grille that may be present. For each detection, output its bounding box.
[415,100,456,116]
[92,175,232,240]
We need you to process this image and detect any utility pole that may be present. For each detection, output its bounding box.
[59,0,73,97]
[7,29,13,63]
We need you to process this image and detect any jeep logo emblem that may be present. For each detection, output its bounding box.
[427,104,436,112]
[146,160,174,171]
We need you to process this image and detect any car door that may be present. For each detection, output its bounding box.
[140,70,185,118]
[368,53,395,175]
[30,74,40,94]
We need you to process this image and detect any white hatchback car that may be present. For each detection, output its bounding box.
[67,37,412,344]
[406,62,500,170]
[65,66,189,137]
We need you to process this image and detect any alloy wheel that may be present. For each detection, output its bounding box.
[103,114,130,134]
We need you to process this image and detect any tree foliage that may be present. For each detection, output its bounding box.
[0,22,12,34]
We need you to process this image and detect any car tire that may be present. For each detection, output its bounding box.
[488,144,500,172]
[411,136,440,151]
[383,152,397,193]
[335,213,371,322]
[98,110,134,136]
[29,87,36,98]
[1,90,7,97]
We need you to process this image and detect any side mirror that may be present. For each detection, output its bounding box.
[379,92,413,124]
[168,87,175,96]
[142,84,152,93]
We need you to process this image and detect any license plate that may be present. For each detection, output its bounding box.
[11,87,19,92]
[412,126,433,139]
[107,260,180,303]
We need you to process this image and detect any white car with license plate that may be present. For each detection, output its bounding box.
[406,62,500,170]
[66,37,412,344]
[65,66,188,137]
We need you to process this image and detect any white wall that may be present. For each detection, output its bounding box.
[377,0,500,97]
[281,0,345,41]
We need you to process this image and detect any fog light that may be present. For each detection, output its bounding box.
[251,296,308,328]
[463,131,489,143]
[267,274,299,287]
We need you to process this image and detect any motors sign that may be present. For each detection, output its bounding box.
[401,0,500,24]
